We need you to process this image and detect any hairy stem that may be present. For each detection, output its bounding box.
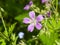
[0,11,7,30]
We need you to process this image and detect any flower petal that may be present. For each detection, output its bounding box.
[28,23,34,32]
[29,1,33,6]
[42,0,47,3]
[36,15,44,22]
[35,23,42,30]
[23,18,31,24]
[29,11,35,19]
[24,5,30,10]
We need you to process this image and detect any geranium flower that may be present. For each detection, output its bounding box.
[23,11,44,32]
[24,1,33,10]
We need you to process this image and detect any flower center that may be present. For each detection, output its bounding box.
[33,19,36,26]
[30,18,37,26]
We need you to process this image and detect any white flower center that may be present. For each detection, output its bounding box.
[30,18,36,26]
[34,19,36,26]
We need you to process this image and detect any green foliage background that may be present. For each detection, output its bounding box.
[0,0,60,45]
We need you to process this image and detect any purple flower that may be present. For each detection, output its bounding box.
[24,1,33,10]
[47,11,51,17]
[24,5,30,10]
[42,0,47,3]
[23,11,44,32]
[29,1,33,6]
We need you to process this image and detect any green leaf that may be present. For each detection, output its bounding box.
[50,18,57,28]
[47,21,53,29]
[15,12,29,22]
[0,37,6,45]
[38,30,58,45]
[56,20,60,29]
[11,34,16,41]
[0,32,9,41]
[3,30,8,38]
[10,33,18,45]
[8,23,16,35]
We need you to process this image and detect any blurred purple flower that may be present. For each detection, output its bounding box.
[24,5,30,10]
[47,11,51,17]
[23,11,44,32]
[18,32,24,39]
[42,0,47,3]
[24,1,33,10]
[29,1,33,6]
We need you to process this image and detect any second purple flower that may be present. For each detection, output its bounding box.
[24,1,33,10]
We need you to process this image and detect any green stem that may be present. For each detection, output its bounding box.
[0,10,9,41]
[56,0,58,12]
[35,40,38,45]
[0,11,7,30]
